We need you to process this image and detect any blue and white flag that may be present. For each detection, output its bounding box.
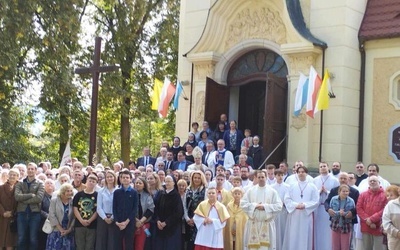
[294,73,309,116]
[173,81,183,110]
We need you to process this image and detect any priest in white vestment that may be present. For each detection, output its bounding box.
[241,171,283,250]
[193,187,230,250]
[282,166,319,250]
[313,162,339,250]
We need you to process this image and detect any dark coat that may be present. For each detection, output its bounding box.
[248,146,264,169]
[0,181,18,247]
[154,189,183,237]
[223,129,244,156]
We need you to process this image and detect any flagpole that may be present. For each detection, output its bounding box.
[318,49,326,162]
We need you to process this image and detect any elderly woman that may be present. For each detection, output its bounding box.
[55,167,72,190]
[382,185,400,250]
[0,169,19,250]
[184,132,198,149]
[184,171,207,250]
[46,183,75,250]
[38,179,55,249]
[0,169,9,185]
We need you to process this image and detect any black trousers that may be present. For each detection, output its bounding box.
[114,221,135,250]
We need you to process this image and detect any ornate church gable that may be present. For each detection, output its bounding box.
[224,7,287,51]
[189,0,306,56]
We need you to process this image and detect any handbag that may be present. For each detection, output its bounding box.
[9,214,17,233]
[42,218,53,234]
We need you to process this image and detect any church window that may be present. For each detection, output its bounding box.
[389,72,400,110]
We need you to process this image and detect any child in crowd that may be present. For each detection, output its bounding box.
[329,185,355,250]
[224,187,247,250]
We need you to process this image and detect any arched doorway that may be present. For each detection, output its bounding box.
[205,49,288,167]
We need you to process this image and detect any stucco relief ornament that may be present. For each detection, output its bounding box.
[196,91,205,123]
[288,56,314,75]
[225,7,287,49]
[194,64,215,80]
[291,112,307,130]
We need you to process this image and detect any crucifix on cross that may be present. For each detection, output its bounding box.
[75,37,119,166]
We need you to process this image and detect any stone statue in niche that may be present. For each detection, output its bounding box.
[195,91,205,123]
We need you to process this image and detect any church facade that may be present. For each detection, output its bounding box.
[175,0,400,183]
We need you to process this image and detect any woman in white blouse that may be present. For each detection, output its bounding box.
[95,170,118,250]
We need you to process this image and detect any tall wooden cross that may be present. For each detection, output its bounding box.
[75,37,119,166]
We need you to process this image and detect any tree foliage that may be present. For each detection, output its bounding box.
[0,0,180,166]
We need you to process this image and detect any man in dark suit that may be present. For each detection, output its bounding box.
[136,147,156,167]
[164,150,175,171]
[172,150,192,171]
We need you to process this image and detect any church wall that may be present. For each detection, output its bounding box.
[176,0,371,172]
[364,38,400,183]
[176,0,212,136]
[302,0,366,170]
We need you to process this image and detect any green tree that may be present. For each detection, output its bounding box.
[34,0,90,164]
[90,0,181,165]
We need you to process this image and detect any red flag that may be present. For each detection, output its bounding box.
[158,78,176,118]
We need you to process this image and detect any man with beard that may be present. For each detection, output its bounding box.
[331,161,342,178]
[240,166,251,187]
[164,150,175,171]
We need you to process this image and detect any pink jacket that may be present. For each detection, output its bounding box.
[356,187,388,235]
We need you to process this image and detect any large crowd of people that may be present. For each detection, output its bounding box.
[0,115,400,250]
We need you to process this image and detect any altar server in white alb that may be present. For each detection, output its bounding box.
[313,162,339,249]
[271,169,290,250]
[284,161,314,185]
[241,170,283,250]
[193,187,230,250]
[282,166,319,250]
